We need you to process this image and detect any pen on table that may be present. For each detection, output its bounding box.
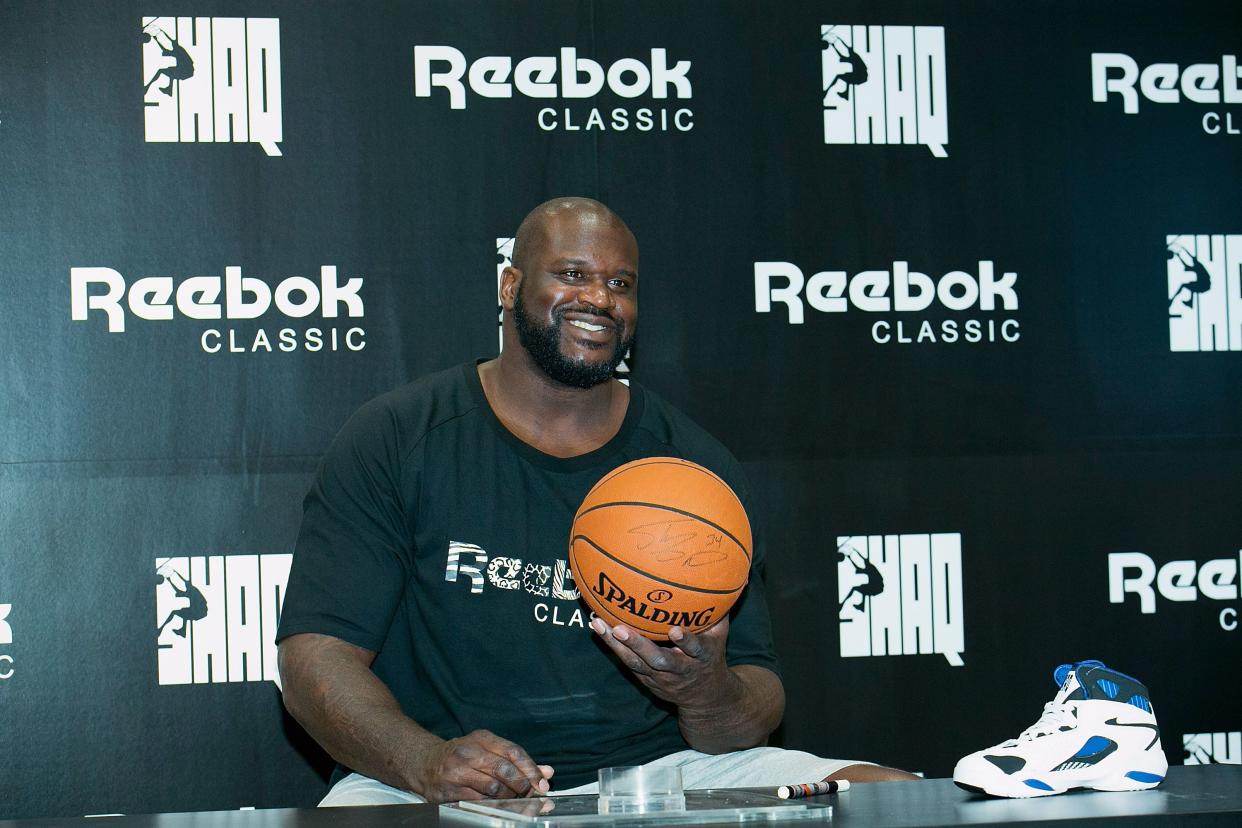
[777,780,851,798]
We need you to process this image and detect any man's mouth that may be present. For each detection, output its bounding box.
[568,319,608,333]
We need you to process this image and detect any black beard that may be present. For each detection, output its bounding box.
[512,287,635,389]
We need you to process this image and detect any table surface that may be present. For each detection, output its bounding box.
[6,765,1241,828]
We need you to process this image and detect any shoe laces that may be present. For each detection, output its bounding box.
[1008,702,1076,744]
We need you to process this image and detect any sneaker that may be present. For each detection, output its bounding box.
[953,660,1168,798]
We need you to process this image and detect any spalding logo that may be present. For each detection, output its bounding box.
[593,573,714,627]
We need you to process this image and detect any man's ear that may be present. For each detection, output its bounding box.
[499,266,522,311]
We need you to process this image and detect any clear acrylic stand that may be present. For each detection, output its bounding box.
[440,789,833,828]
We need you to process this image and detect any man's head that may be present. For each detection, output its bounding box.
[502,198,638,389]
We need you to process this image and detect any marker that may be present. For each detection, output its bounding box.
[777,780,850,799]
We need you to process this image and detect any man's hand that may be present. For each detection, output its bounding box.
[589,617,784,754]
[589,617,732,709]
[415,729,554,803]
[279,634,556,804]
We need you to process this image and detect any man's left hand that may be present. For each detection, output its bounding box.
[589,616,732,709]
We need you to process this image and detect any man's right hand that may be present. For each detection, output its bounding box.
[278,634,555,805]
[415,729,554,802]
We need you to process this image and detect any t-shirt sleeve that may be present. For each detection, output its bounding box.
[720,459,781,678]
[276,397,414,653]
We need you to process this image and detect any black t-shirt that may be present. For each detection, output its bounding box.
[277,361,779,790]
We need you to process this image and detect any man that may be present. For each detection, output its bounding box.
[277,198,915,806]
[142,23,195,98]
[822,28,868,103]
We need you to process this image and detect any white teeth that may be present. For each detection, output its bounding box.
[569,320,606,332]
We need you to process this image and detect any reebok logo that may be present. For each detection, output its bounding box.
[155,555,291,685]
[821,25,948,157]
[445,541,594,630]
[70,265,366,354]
[417,47,693,133]
[1092,53,1242,136]
[416,47,690,108]
[754,259,1020,345]
[1108,550,1239,632]
[837,533,964,666]
[142,17,282,156]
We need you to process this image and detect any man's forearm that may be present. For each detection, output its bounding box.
[279,633,442,793]
[676,664,785,754]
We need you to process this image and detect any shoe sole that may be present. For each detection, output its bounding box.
[953,767,1166,799]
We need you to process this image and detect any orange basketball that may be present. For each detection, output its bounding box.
[568,457,752,641]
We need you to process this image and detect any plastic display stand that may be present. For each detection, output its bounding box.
[440,790,834,828]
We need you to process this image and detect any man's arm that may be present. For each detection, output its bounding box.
[589,618,785,753]
[278,632,553,802]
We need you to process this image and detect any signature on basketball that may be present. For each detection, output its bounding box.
[628,518,727,567]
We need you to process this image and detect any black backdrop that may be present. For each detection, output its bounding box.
[2,0,1240,819]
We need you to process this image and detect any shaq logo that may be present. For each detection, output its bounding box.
[496,236,632,381]
[1166,235,1242,352]
[446,541,595,629]
[1108,550,1239,632]
[497,238,514,353]
[142,17,282,156]
[1184,732,1242,765]
[70,265,366,354]
[417,47,693,133]
[0,603,12,680]
[156,555,291,685]
[1092,53,1242,136]
[837,533,964,666]
[821,25,948,157]
[755,259,1019,345]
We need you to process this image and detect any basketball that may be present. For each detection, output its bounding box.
[568,457,752,641]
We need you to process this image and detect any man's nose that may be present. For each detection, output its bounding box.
[577,278,614,310]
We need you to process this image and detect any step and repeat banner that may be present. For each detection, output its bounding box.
[2,0,1240,819]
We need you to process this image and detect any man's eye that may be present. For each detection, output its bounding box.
[609,279,632,289]
[561,270,582,279]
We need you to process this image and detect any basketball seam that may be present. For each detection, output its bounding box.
[574,501,751,563]
[586,458,729,499]
[571,535,747,596]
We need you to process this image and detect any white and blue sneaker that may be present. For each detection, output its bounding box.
[953,660,1167,798]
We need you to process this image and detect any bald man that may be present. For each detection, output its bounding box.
[276,198,916,807]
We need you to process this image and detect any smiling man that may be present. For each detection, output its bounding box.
[276,197,915,807]
[508,201,637,391]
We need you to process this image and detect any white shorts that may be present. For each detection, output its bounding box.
[319,747,865,806]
